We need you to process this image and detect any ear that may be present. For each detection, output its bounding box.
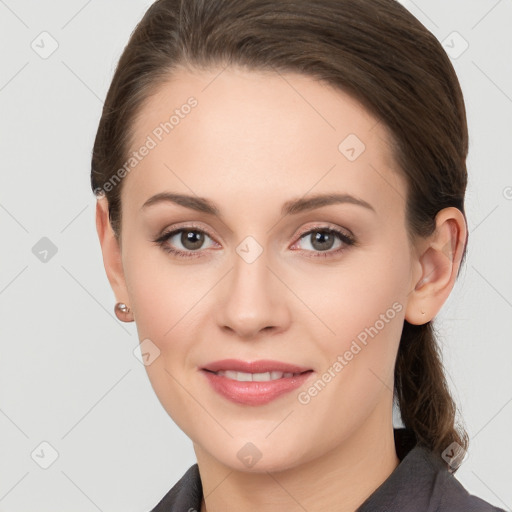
[405,207,467,325]
[95,197,131,317]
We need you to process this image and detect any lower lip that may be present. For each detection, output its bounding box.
[201,370,314,406]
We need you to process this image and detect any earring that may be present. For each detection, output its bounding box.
[115,302,134,322]
[116,303,130,313]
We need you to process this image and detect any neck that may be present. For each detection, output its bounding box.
[195,408,400,512]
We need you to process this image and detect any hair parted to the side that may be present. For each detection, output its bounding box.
[91,0,470,469]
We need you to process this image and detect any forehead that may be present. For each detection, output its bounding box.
[123,65,406,219]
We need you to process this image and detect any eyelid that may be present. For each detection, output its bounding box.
[293,222,354,241]
[158,221,217,239]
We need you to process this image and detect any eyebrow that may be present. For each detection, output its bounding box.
[141,192,376,217]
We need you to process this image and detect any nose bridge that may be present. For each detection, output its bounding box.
[215,233,288,337]
[231,235,273,306]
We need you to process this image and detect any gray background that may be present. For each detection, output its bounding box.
[0,0,511,510]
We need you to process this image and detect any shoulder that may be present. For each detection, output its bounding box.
[357,433,506,512]
[393,430,506,512]
[435,466,506,512]
[409,445,506,512]
[148,463,203,512]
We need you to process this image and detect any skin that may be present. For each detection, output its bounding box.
[96,65,467,512]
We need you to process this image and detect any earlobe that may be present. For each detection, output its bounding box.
[95,197,131,315]
[405,207,467,325]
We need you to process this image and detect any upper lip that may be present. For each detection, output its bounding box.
[201,359,312,374]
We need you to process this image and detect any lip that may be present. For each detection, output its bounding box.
[201,359,312,374]
[199,359,314,406]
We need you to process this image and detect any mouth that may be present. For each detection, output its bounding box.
[199,359,315,405]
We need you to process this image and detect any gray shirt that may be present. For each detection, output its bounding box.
[149,428,506,511]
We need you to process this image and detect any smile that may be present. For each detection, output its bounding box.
[211,370,303,381]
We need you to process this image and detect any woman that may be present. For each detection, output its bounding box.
[91,0,506,510]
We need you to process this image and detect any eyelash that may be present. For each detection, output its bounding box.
[153,223,356,260]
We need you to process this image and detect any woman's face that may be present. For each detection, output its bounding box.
[103,66,421,472]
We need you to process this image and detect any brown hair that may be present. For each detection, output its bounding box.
[91,0,470,468]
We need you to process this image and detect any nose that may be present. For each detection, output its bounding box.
[214,247,291,340]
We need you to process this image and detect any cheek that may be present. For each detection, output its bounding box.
[123,240,203,338]
[122,249,205,430]
[317,254,406,331]
[298,274,405,437]
[312,246,408,381]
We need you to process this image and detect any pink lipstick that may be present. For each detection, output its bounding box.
[200,359,314,406]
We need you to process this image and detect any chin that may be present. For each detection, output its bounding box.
[204,438,309,474]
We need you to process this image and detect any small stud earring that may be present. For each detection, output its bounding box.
[115,302,133,322]
[116,303,130,313]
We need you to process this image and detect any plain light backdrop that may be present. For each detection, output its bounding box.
[0,0,511,511]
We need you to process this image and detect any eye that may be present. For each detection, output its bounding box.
[291,225,356,258]
[153,223,356,259]
[153,225,217,259]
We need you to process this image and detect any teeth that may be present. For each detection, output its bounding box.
[215,370,299,381]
